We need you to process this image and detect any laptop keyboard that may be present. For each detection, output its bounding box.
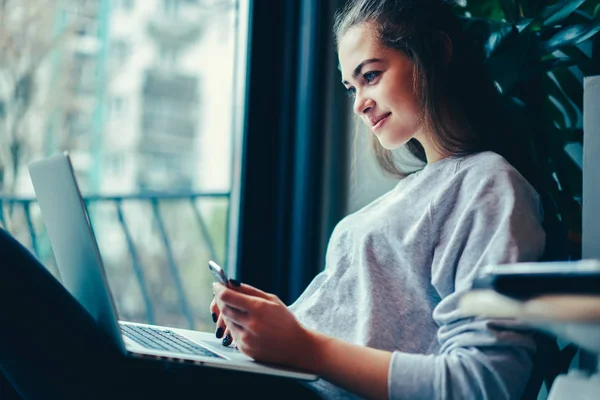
[120,324,222,359]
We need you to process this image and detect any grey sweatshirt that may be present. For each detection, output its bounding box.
[289,151,546,400]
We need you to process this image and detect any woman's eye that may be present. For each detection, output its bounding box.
[363,71,380,84]
[345,87,356,98]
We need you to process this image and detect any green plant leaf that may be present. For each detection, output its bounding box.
[540,0,587,27]
[564,141,583,170]
[455,2,587,261]
[551,68,583,111]
[518,0,549,20]
[565,128,584,143]
[555,149,583,197]
[499,0,517,23]
[460,1,505,20]
[485,24,518,57]
[462,17,515,58]
[541,56,576,71]
[515,17,534,32]
[559,45,595,76]
[543,97,568,130]
[507,94,527,110]
[539,24,567,42]
[540,17,600,54]
[543,88,570,130]
[562,9,594,25]
[543,74,579,130]
[488,30,539,92]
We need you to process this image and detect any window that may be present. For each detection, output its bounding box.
[3,0,343,330]
[163,0,180,16]
[71,51,97,94]
[64,111,93,151]
[2,0,249,333]
[111,40,130,69]
[75,19,98,37]
[105,153,126,177]
[110,96,127,119]
[158,47,178,69]
[120,0,134,12]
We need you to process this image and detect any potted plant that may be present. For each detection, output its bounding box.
[455,0,599,260]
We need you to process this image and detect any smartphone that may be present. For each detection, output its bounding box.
[208,260,230,287]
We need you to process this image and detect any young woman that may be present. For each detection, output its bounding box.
[210,0,547,399]
[2,0,547,399]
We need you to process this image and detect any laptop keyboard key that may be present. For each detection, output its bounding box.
[120,324,222,359]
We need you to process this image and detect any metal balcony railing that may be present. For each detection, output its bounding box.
[0,192,230,330]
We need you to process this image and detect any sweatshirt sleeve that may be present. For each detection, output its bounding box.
[388,164,546,400]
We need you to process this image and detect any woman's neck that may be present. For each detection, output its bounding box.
[413,129,448,164]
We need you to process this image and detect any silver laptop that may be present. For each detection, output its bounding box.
[28,152,317,381]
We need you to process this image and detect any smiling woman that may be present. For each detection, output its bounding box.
[335,0,536,186]
[1,0,552,399]
[339,28,430,156]
[210,1,550,400]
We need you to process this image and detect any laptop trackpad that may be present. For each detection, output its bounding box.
[170,328,252,361]
[201,340,251,360]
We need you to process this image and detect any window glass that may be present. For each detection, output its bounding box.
[0,0,246,332]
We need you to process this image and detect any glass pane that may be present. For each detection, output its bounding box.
[0,0,247,332]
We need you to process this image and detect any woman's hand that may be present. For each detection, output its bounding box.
[209,295,229,344]
[213,281,392,400]
[212,281,317,369]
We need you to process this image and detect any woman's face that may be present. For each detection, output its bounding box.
[338,23,423,150]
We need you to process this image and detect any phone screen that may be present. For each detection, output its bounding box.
[208,260,229,287]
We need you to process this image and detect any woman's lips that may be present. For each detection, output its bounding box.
[372,113,391,133]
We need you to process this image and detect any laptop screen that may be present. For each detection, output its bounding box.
[28,153,126,353]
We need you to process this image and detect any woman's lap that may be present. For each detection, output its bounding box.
[0,228,322,399]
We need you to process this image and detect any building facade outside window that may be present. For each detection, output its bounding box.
[0,0,247,332]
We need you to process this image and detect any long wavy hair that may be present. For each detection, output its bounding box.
[334,0,538,189]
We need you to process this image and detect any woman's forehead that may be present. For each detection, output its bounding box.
[338,25,382,77]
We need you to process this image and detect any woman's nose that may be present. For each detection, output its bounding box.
[353,91,374,115]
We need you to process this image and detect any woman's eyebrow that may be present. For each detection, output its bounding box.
[341,58,382,84]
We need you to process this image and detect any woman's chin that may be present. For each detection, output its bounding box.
[375,133,409,150]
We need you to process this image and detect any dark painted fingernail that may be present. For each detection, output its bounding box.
[211,313,217,323]
[229,278,241,287]
[222,334,232,347]
[216,327,224,339]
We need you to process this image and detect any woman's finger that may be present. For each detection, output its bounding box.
[220,304,251,328]
[213,283,267,313]
[228,279,274,301]
[221,316,244,347]
[214,295,245,340]
[209,298,219,323]
[215,296,249,328]
[215,313,227,340]
[221,327,233,347]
